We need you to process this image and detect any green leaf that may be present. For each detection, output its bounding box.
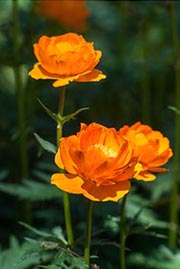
[168,105,180,115]
[0,179,61,201]
[37,98,88,127]
[128,245,180,269]
[125,190,168,229]
[19,222,67,248]
[19,221,53,238]
[40,248,89,269]
[106,188,168,237]
[52,227,67,246]
[34,133,57,154]
[0,236,39,269]
[24,237,60,250]
[40,265,59,269]
[58,107,89,125]
[37,98,58,122]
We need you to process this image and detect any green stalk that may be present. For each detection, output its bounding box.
[141,26,151,125]
[57,86,74,247]
[13,0,29,179]
[120,195,127,269]
[168,1,180,248]
[12,0,31,223]
[154,68,164,128]
[84,200,93,266]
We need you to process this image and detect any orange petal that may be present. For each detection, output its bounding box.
[51,174,84,194]
[28,63,80,87]
[76,69,106,82]
[134,171,156,181]
[28,63,58,80]
[149,167,169,173]
[54,148,65,170]
[82,180,130,202]
[60,136,80,174]
[53,76,79,87]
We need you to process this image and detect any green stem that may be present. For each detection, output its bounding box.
[154,68,164,128]
[120,195,127,269]
[13,0,29,179]
[12,0,31,223]
[59,85,66,116]
[63,192,74,246]
[169,1,180,248]
[57,86,74,247]
[84,200,93,266]
[57,86,66,145]
[141,25,151,124]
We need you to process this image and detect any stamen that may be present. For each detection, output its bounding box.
[94,144,117,158]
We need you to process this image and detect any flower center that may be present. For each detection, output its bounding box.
[94,144,117,158]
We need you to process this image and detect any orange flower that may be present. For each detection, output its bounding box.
[51,123,136,202]
[119,122,173,181]
[36,0,89,31]
[29,33,106,87]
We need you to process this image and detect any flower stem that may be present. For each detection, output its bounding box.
[169,1,180,248]
[59,85,66,116]
[57,86,74,247]
[84,200,93,266]
[13,0,29,180]
[141,24,151,125]
[63,192,74,246]
[57,86,66,144]
[12,0,31,224]
[120,195,127,269]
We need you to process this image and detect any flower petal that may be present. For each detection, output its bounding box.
[54,147,65,170]
[53,76,79,87]
[28,63,60,80]
[60,136,80,174]
[134,171,156,181]
[75,69,106,82]
[82,180,130,202]
[29,63,83,87]
[51,174,84,194]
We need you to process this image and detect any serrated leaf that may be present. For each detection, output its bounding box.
[0,236,39,269]
[52,227,67,245]
[40,248,89,269]
[34,133,57,154]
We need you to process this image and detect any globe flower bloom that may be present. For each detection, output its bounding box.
[36,0,89,31]
[51,123,137,202]
[119,122,173,181]
[28,33,106,87]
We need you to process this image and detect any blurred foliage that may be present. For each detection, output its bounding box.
[0,225,88,269]
[0,0,180,268]
[128,245,180,269]
[0,236,41,269]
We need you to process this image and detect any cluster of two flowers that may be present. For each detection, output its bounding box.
[51,121,172,202]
